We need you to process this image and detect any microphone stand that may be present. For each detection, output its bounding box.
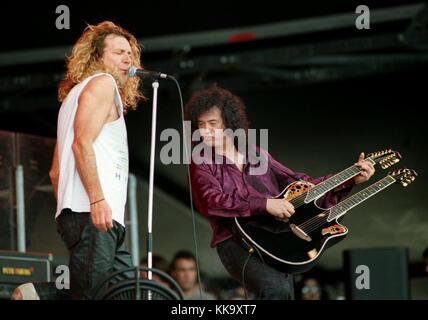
[146,80,160,300]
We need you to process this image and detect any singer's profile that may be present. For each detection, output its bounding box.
[11,21,145,300]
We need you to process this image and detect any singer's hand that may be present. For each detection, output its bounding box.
[90,199,113,232]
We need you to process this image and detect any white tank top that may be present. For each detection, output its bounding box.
[55,73,129,226]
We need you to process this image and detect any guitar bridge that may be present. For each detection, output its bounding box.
[290,224,312,242]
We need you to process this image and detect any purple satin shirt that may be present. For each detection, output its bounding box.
[190,146,354,247]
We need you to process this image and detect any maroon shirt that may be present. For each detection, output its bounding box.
[190,146,354,247]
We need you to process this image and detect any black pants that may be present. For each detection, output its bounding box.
[35,209,133,300]
[216,236,294,300]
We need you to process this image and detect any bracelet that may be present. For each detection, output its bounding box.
[90,198,105,206]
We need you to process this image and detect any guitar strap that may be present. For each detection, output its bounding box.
[238,234,266,264]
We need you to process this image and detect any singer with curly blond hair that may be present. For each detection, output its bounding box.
[12,21,145,300]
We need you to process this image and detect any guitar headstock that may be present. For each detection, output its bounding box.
[389,168,418,187]
[367,149,402,169]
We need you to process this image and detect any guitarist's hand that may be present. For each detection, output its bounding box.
[266,199,295,220]
[354,152,375,185]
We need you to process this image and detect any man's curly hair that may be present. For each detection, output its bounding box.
[58,21,145,112]
[185,85,249,134]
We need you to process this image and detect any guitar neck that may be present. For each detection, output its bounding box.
[305,159,375,203]
[327,175,396,221]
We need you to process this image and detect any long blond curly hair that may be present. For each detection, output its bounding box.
[58,21,145,112]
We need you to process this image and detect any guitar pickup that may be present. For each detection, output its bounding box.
[290,224,312,242]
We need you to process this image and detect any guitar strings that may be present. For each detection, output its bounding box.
[284,165,370,231]
[277,155,394,234]
[287,165,362,208]
[298,179,394,234]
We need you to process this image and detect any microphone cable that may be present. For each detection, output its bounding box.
[169,76,204,300]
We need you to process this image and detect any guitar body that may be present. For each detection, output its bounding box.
[234,151,405,274]
[235,181,349,274]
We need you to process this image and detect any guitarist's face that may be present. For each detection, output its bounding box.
[197,106,226,148]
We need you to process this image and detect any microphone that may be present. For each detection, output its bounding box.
[127,66,171,80]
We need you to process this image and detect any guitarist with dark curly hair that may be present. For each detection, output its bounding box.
[185,85,375,300]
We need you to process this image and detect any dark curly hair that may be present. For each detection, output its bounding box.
[185,85,250,135]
